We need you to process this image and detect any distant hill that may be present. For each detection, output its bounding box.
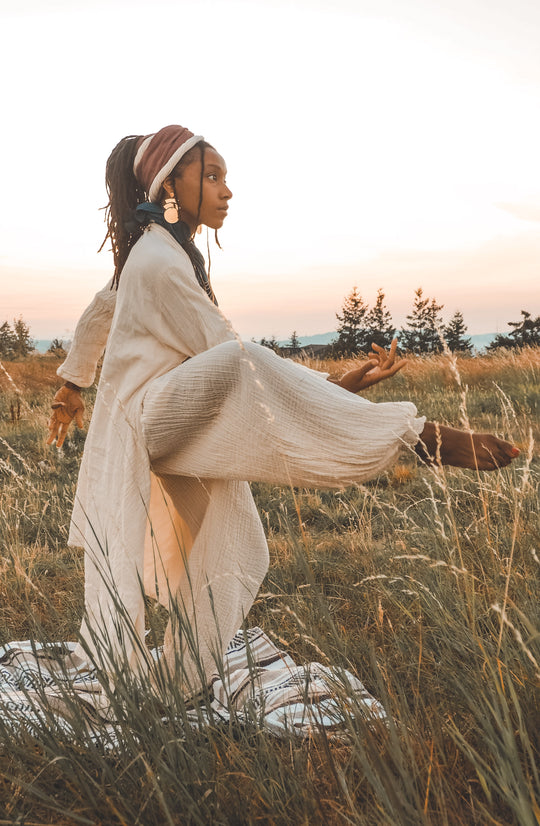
[277,332,337,347]
[469,333,496,351]
[277,332,497,351]
[34,332,497,355]
[34,339,72,353]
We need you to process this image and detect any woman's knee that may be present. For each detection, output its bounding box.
[207,339,274,373]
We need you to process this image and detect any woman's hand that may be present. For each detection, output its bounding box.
[335,339,407,394]
[46,383,85,448]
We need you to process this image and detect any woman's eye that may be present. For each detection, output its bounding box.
[207,173,218,182]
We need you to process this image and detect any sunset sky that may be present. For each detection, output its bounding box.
[1,0,539,341]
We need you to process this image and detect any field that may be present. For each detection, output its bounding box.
[0,349,539,825]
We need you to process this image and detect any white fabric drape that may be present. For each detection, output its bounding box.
[141,340,423,687]
[59,223,424,691]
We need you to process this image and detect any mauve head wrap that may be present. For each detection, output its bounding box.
[133,125,204,203]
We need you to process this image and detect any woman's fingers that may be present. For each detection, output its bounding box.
[355,359,379,377]
[371,338,399,369]
[46,417,59,445]
[56,422,69,449]
[386,358,407,376]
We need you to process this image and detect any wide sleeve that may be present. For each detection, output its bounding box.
[57,280,117,387]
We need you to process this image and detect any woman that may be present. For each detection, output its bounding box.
[48,124,518,692]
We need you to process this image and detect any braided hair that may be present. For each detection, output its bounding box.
[99,136,216,287]
[99,135,145,286]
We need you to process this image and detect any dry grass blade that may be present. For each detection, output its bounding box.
[0,349,538,825]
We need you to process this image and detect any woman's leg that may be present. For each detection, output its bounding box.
[141,341,516,690]
[415,422,518,470]
[142,340,424,487]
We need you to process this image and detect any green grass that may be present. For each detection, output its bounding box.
[0,350,538,825]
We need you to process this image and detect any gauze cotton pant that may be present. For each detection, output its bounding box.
[141,341,423,686]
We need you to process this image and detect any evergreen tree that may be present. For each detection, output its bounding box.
[0,321,16,359]
[259,336,281,354]
[487,332,513,350]
[488,310,540,350]
[507,310,540,346]
[443,310,472,353]
[288,331,301,353]
[334,287,368,355]
[364,288,395,349]
[48,338,67,357]
[399,287,444,354]
[12,316,34,358]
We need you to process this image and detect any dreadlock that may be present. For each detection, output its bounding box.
[99,135,146,287]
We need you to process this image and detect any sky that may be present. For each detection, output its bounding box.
[0,0,539,340]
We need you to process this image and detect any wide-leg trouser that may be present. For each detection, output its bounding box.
[141,341,423,687]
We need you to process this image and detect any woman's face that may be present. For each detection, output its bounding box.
[172,147,232,233]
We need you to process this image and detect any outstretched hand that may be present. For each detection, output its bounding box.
[336,339,407,394]
[46,383,85,448]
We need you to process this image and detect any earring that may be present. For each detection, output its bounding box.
[163,196,180,224]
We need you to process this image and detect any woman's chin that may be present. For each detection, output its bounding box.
[211,214,228,230]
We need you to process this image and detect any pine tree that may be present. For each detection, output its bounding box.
[487,332,512,350]
[258,336,281,354]
[288,331,301,353]
[507,310,540,346]
[268,335,281,354]
[0,321,16,359]
[334,287,368,355]
[12,316,34,358]
[443,310,472,353]
[48,338,67,357]
[488,310,540,350]
[364,289,395,349]
[399,288,444,354]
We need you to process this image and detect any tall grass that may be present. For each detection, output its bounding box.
[0,349,538,824]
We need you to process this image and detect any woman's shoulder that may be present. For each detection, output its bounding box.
[116,224,201,310]
[119,224,195,289]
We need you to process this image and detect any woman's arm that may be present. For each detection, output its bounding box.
[58,280,117,387]
[47,280,117,447]
[329,339,519,470]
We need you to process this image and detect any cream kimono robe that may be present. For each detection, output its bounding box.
[60,223,423,688]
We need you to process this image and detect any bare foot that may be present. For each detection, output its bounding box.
[416,422,520,470]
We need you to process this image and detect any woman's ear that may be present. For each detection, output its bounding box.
[162,177,176,199]
[162,176,180,224]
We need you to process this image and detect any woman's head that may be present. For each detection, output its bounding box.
[162,144,232,234]
[133,125,232,232]
[102,124,232,282]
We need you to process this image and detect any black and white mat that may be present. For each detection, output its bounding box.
[0,627,387,744]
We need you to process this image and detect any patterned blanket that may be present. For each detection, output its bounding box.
[0,627,386,745]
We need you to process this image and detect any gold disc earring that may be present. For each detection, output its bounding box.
[163,196,180,224]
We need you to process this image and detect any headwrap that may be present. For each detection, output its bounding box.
[133,125,204,202]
